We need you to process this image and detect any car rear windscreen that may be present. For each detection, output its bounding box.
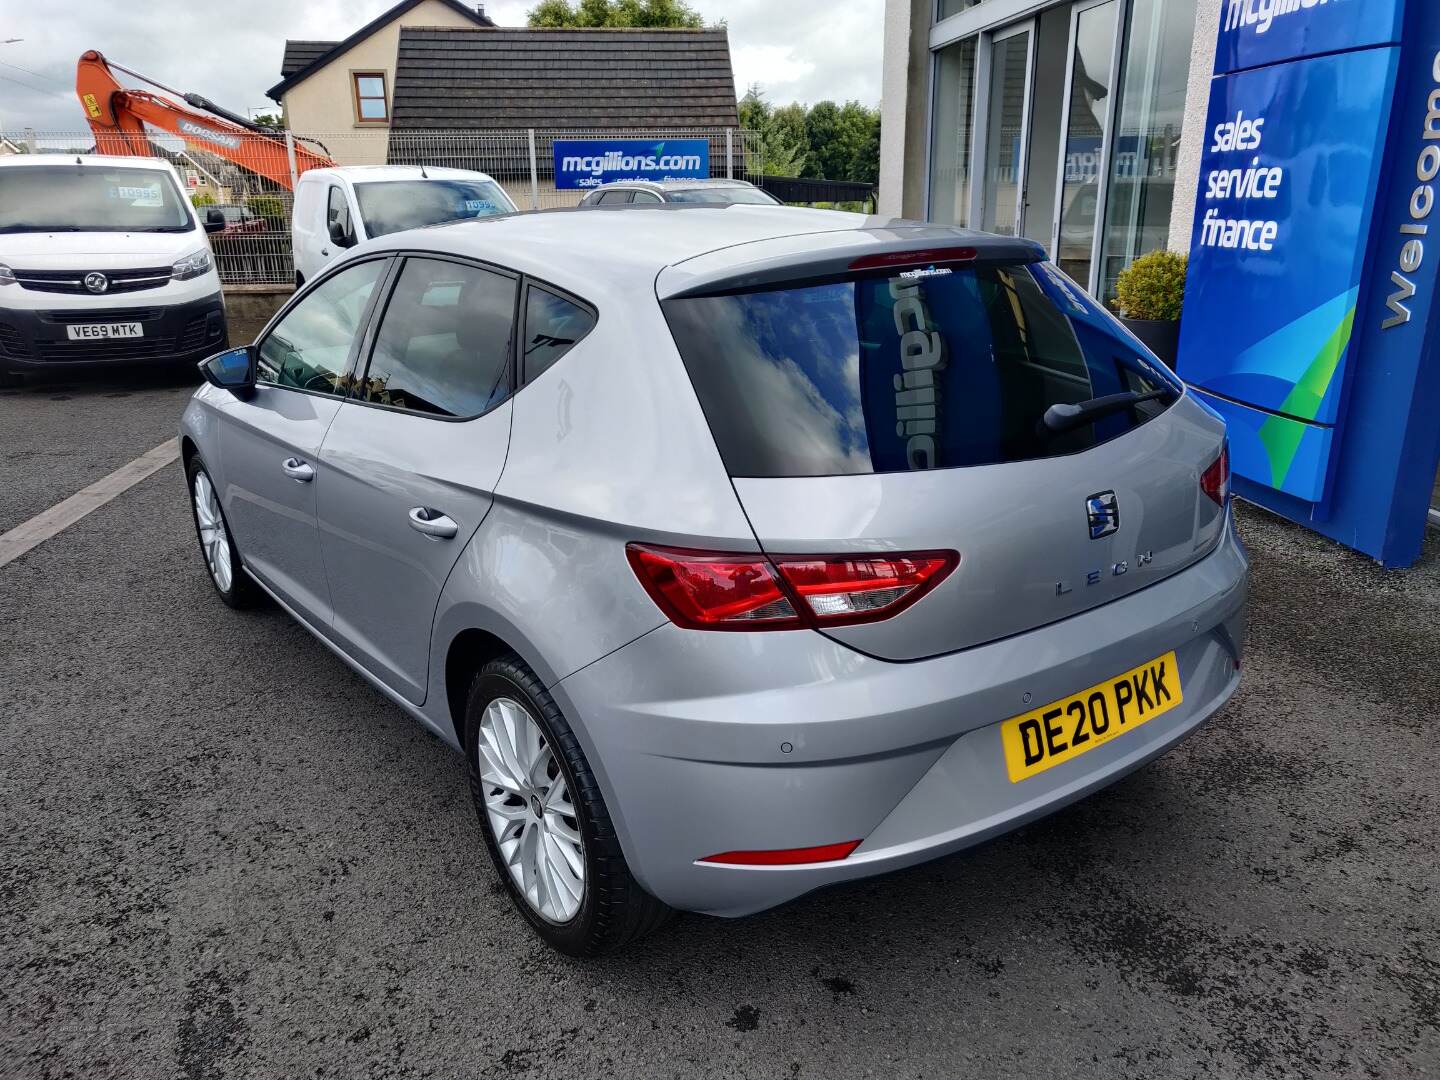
[662,261,1175,478]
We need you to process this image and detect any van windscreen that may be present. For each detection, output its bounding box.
[353,179,512,237]
[662,262,1176,478]
[0,166,192,233]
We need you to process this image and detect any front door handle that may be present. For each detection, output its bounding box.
[282,457,315,482]
[408,507,458,539]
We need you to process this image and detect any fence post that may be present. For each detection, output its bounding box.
[725,128,734,180]
[283,131,299,190]
[527,129,540,210]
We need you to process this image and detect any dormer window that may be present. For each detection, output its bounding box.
[352,72,388,123]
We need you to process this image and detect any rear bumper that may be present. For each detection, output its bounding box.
[552,513,1248,917]
[0,293,228,373]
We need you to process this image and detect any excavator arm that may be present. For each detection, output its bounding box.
[76,50,333,190]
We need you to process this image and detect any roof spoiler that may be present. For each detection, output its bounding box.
[656,224,1047,299]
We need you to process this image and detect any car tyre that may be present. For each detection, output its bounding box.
[464,653,673,956]
[186,455,260,609]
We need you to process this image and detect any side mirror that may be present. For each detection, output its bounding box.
[203,207,226,234]
[328,219,355,248]
[199,345,255,399]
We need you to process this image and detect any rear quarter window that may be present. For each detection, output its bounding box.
[662,262,1175,478]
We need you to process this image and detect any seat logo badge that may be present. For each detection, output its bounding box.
[84,272,109,294]
[1086,491,1120,539]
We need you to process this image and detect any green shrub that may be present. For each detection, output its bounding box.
[1114,249,1188,321]
[245,194,286,228]
[190,192,216,207]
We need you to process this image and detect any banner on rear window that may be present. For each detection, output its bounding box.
[552,139,709,190]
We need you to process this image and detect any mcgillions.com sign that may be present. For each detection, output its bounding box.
[1176,0,1440,567]
[552,139,709,190]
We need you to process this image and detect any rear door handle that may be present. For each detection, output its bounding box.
[408,507,458,539]
[282,457,315,482]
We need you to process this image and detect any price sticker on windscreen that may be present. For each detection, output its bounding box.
[111,184,163,207]
[464,199,496,213]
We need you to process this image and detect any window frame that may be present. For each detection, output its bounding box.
[594,189,635,205]
[345,251,524,424]
[627,190,663,205]
[252,254,397,402]
[518,279,599,385]
[351,70,389,125]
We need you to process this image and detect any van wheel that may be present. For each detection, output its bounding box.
[464,653,673,956]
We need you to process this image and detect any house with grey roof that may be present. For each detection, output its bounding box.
[268,0,497,164]
[269,1,739,177]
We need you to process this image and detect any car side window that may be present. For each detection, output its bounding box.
[523,285,596,383]
[356,257,517,418]
[629,190,662,205]
[595,190,631,205]
[256,259,385,394]
[327,185,352,242]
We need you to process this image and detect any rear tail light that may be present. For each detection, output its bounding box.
[698,840,862,866]
[626,544,958,631]
[1201,441,1231,507]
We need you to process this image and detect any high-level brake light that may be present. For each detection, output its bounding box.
[847,246,978,272]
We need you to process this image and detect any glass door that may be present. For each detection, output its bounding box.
[979,22,1035,237]
[1053,0,1121,289]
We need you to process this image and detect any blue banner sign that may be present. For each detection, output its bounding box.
[1215,0,1403,75]
[552,138,710,190]
[1178,0,1440,566]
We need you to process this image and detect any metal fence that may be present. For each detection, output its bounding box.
[5,127,765,285]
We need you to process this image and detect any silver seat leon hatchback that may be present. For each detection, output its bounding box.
[181,205,1247,955]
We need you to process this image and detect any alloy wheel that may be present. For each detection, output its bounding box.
[477,696,586,923]
[192,470,233,593]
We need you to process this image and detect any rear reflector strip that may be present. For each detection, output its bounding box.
[698,840,862,866]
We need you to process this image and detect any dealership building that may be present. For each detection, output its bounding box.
[879,0,1216,301]
[881,0,1440,563]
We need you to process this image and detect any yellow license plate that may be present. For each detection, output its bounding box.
[1000,651,1182,783]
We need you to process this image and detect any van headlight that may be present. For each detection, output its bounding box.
[171,249,213,281]
[0,264,16,287]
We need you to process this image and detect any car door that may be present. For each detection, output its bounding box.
[316,254,518,704]
[216,256,389,625]
[319,184,359,270]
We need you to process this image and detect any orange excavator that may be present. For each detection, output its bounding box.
[76,50,334,189]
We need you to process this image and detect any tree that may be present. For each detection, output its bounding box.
[803,100,843,180]
[738,85,807,178]
[527,0,705,28]
[250,113,285,130]
[833,101,881,185]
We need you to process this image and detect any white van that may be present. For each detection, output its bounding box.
[0,154,227,384]
[291,166,517,285]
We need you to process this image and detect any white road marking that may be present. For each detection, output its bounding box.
[0,438,180,569]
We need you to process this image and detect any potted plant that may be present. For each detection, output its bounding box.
[1113,249,1188,366]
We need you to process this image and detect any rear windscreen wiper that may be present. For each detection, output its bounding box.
[1040,388,1171,434]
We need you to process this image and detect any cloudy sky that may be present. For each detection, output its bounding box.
[0,0,884,134]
